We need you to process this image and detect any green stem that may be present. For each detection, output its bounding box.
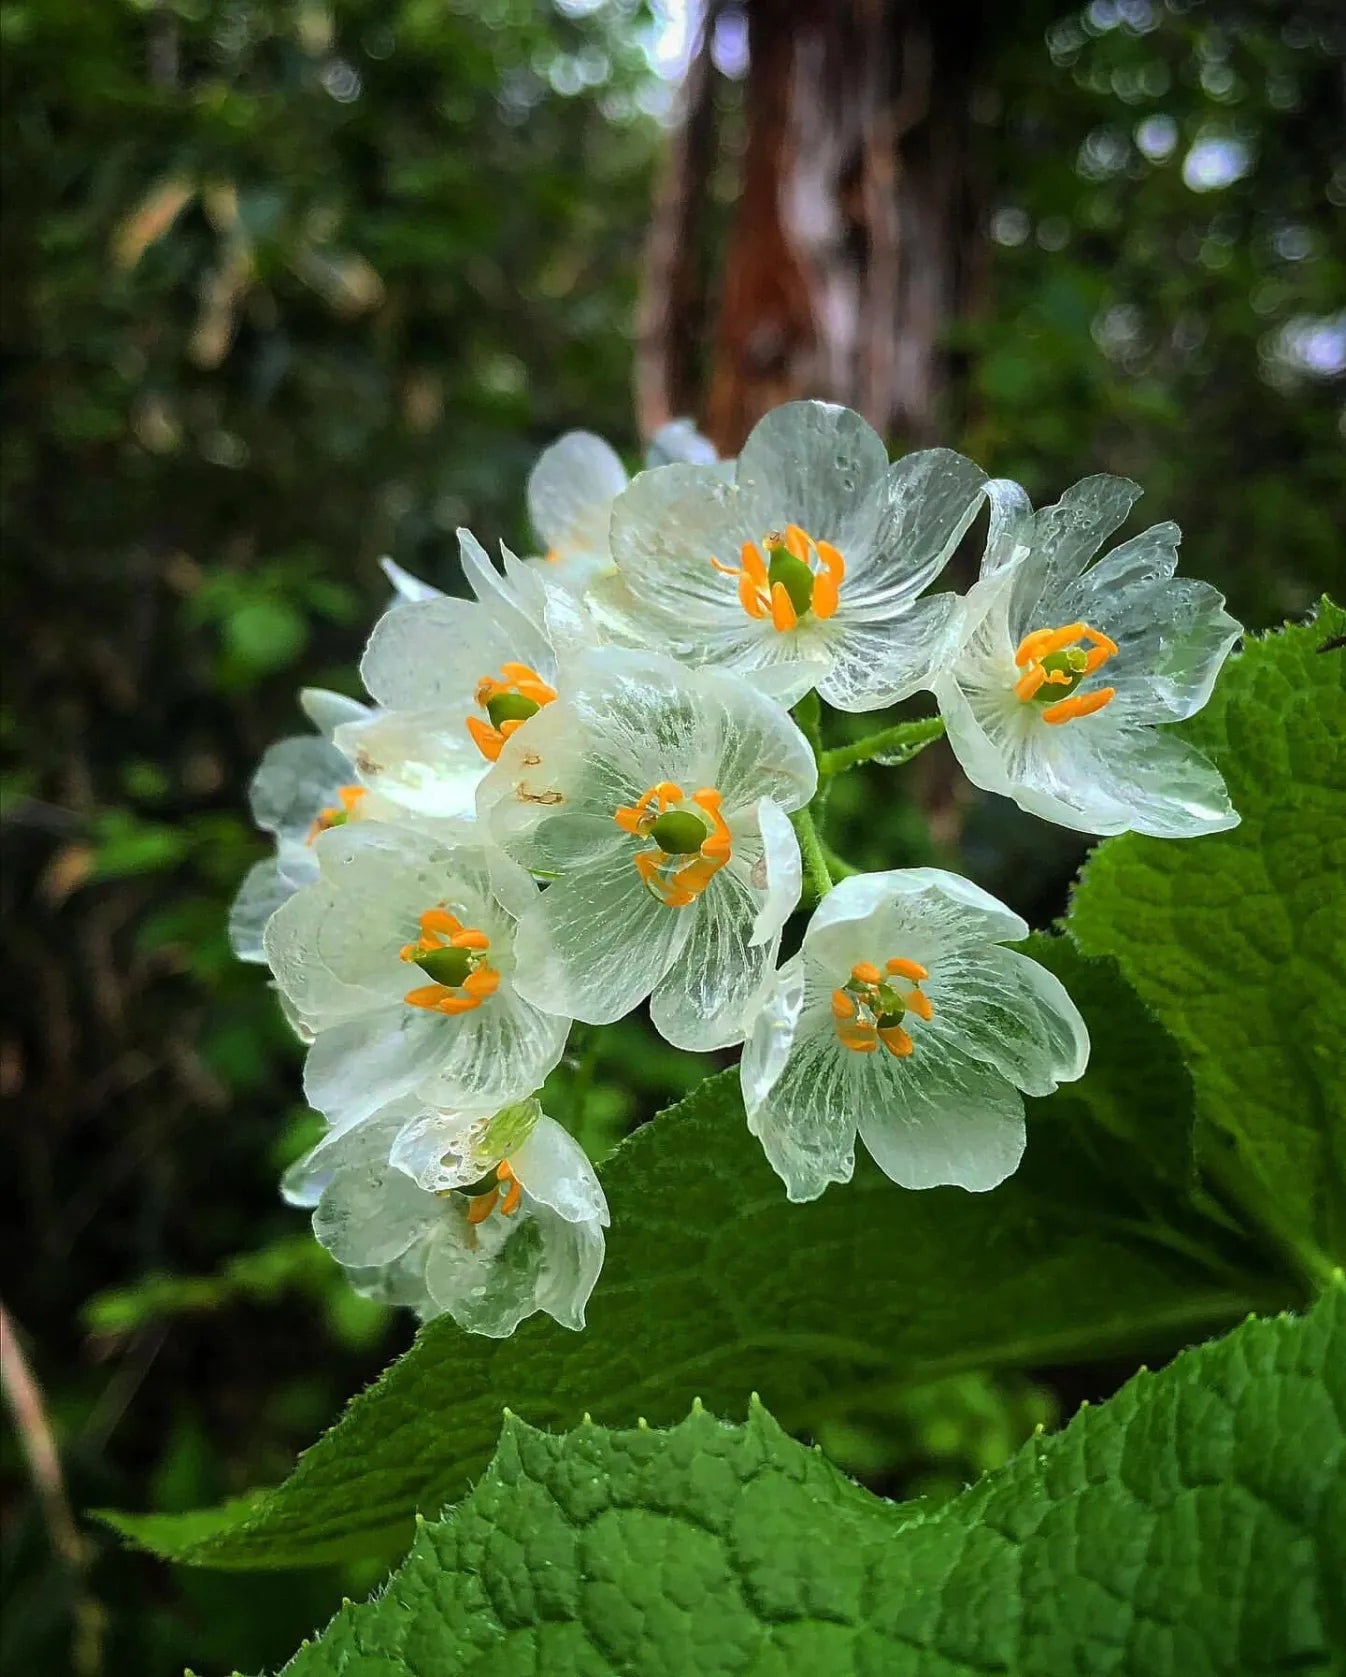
[820,715,944,780]
[791,806,833,901]
[567,1026,600,1136]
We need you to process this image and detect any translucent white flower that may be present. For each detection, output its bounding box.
[588,401,986,709]
[527,421,720,594]
[335,529,591,823]
[477,648,816,1050]
[288,1096,608,1336]
[929,476,1242,837]
[263,823,569,1126]
[228,690,399,964]
[741,869,1089,1202]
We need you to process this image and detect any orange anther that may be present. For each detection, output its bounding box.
[451,928,490,950]
[811,571,840,620]
[419,907,463,939]
[815,540,845,584]
[1014,665,1047,702]
[738,571,768,619]
[498,1160,522,1216]
[837,1022,879,1053]
[769,581,798,632]
[885,958,928,982]
[466,1186,500,1225]
[906,989,934,1022]
[1016,621,1086,665]
[462,965,500,1000]
[851,961,883,986]
[692,787,732,862]
[832,989,857,1020]
[1083,627,1119,657]
[466,715,505,761]
[878,1023,914,1058]
[783,524,810,563]
[1042,686,1116,725]
[403,982,452,1010]
[740,541,768,589]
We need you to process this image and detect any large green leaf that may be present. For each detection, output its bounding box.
[277,1287,1346,1676]
[1070,599,1346,1282]
[108,948,1279,1570]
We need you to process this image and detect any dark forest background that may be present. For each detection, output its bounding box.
[2,2,1342,1672]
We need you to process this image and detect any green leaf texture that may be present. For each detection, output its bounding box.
[1071,599,1346,1278]
[110,947,1278,1570]
[279,1287,1346,1676]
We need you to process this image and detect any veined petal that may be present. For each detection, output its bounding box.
[303,1008,446,1128]
[527,431,628,558]
[922,944,1089,1096]
[979,479,1035,580]
[414,978,570,1110]
[229,858,301,963]
[390,1099,539,1190]
[749,796,801,947]
[743,991,858,1203]
[510,853,693,1026]
[510,1116,609,1226]
[735,401,890,550]
[650,860,778,1051]
[1010,474,1142,637]
[609,462,762,623]
[852,1035,1026,1192]
[248,735,352,844]
[358,593,518,713]
[818,592,961,711]
[842,447,985,605]
[313,1153,442,1270]
[805,867,1029,969]
[335,707,486,821]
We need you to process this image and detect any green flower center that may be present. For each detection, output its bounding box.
[766,544,816,620]
[485,690,542,729]
[648,808,711,855]
[413,944,476,988]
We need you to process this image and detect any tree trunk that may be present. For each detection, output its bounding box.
[637,0,993,457]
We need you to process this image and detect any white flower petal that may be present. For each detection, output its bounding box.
[511,853,693,1026]
[979,479,1035,579]
[645,418,720,468]
[750,796,801,947]
[922,944,1089,1096]
[390,1099,538,1190]
[650,860,779,1051]
[818,591,961,711]
[735,401,890,545]
[335,707,486,821]
[303,1008,446,1128]
[805,867,1029,968]
[841,447,985,605]
[299,687,371,737]
[380,556,443,603]
[358,595,517,713]
[609,462,763,625]
[314,1154,442,1269]
[413,980,570,1110]
[1010,474,1142,637]
[527,431,628,558]
[422,1197,603,1336]
[743,989,858,1202]
[229,858,304,963]
[509,1115,609,1226]
[852,1036,1026,1192]
[249,735,352,845]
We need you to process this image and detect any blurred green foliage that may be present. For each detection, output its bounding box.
[1,1,1341,1673]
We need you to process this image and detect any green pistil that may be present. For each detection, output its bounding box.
[486,691,542,729]
[649,808,710,855]
[766,544,815,618]
[1032,647,1089,704]
[414,945,475,987]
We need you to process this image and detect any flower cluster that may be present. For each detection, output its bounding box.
[234,402,1241,1336]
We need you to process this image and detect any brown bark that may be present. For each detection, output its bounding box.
[639,0,991,456]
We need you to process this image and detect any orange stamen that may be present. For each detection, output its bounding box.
[498,1160,522,1217]
[878,1023,914,1058]
[466,715,505,761]
[885,958,928,982]
[1014,665,1047,702]
[851,961,883,986]
[466,1186,499,1225]
[906,989,934,1022]
[621,781,731,907]
[837,1022,878,1053]
[832,989,857,1020]
[1042,686,1116,725]
[708,526,847,630]
[769,581,798,632]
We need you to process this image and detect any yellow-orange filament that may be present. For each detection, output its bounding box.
[399,906,499,1016]
[709,523,845,631]
[466,662,558,762]
[307,784,367,843]
[1012,621,1118,725]
[834,957,933,1058]
[614,782,733,907]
